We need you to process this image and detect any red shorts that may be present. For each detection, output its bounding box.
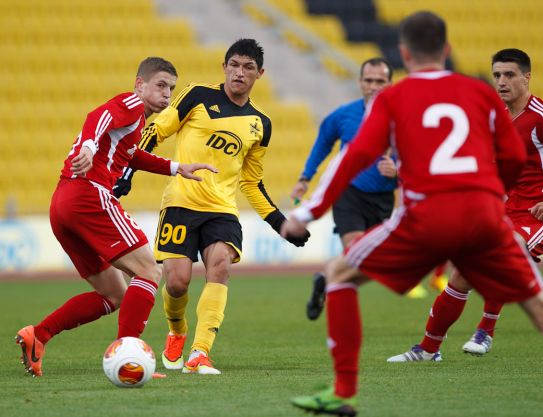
[345,191,542,303]
[49,179,148,278]
[506,205,543,260]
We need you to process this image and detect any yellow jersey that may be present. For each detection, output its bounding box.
[139,83,277,219]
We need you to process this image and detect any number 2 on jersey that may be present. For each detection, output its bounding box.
[424,103,478,175]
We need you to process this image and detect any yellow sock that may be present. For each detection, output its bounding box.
[162,285,189,335]
[192,282,228,354]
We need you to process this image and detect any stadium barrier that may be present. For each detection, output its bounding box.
[0,211,343,276]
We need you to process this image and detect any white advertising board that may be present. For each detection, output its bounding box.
[0,211,342,272]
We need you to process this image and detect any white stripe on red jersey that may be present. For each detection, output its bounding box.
[95,110,113,142]
[122,94,140,104]
[530,96,543,110]
[528,102,543,118]
[106,117,142,171]
[126,101,143,110]
[122,94,143,109]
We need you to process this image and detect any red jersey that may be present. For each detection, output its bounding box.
[61,92,173,190]
[505,95,543,213]
[298,71,526,221]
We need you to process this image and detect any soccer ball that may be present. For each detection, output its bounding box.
[102,337,156,388]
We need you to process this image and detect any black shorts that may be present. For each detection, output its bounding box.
[154,207,242,263]
[332,185,394,236]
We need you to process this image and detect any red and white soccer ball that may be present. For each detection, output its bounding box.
[102,337,156,388]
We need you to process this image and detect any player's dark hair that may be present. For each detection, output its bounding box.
[492,48,531,73]
[399,11,446,59]
[225,39,264,70]
[137,57,177,80]
[360,57,393,81]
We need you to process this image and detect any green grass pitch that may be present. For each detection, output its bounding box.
[1,275,542,417]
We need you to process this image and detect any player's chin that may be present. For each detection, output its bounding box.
[232,81,248,91]
[151,103,169,113]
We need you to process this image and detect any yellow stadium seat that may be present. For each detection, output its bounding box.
[374,0,543,97]
[0,0,317,215]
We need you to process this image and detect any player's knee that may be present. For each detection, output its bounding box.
[324,256,346,284]
[163,266,190,296]
[166,279,189,297]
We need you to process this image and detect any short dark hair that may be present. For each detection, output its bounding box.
[492,48,531,73]
[224,39,264,70]
[360,57,393,81]
[137,57,177,80]
[399,11,446,59]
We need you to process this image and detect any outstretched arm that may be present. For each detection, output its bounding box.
[282,94,391,237]
[176,163,218,181]
[129,148,217,179]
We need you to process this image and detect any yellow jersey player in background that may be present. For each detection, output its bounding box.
[114,38,310,374]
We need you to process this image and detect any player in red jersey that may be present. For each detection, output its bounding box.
[15,57,217,377]
[282,12,543,417]
[387,48,543,362]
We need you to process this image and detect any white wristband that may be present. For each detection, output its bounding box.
[170,161,179,176]
[293,206,314,223]
[82,139,97,156]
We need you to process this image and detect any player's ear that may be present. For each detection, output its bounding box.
[134,76,145,92]
[524,71,531,86]
[256,68,265,79]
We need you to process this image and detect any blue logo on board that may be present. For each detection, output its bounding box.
[0,220,37,270]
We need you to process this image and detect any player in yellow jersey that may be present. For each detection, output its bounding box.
[114,39,310,374]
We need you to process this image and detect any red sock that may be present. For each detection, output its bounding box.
[117,277,157,338]
[477,300,503,337]
[34,292,115,344]
[326,284,361,399]
[420,284,470,353]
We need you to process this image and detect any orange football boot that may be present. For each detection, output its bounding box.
[15,325,45,377]
[162,333,186,370]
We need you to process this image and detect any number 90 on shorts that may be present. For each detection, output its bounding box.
[153,207,243,263]
[159,223,187,246]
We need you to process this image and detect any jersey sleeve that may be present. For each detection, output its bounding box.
[295,94,391,222]
[81,94,144,154]
[301,109,340,180]
[129,148,174,176]
[490,92,527,191]
[239,123,279,219]
[138,84,201,152]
